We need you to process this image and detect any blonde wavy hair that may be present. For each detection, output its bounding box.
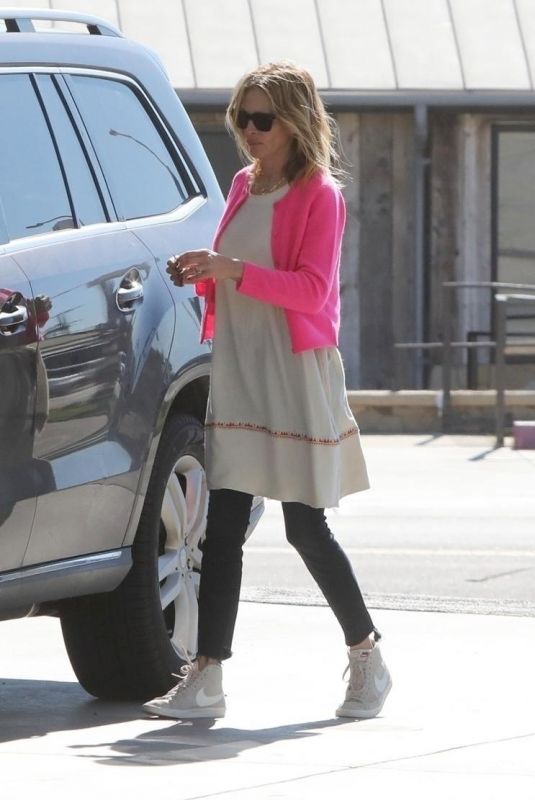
[226,61,345,185]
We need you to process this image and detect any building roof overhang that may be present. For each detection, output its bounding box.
[9,0,535,115]
[178,87,535,113]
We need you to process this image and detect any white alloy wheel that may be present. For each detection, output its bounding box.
[158,454,208,661]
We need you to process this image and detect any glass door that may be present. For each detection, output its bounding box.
[493,126,535,337]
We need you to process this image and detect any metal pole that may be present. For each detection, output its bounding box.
[441,284,452,429]
[467,330,477,388]
[495,295,506,447]
[414,104,429,389]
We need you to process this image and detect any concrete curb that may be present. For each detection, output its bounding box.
[348,389,535,433]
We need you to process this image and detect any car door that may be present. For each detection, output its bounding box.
[0,71,175,566]
[62,69,222,368]
[0,255,38,571]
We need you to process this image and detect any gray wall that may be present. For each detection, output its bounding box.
[337,112,417,389]
[191,109,419,389]
[190,107,524,391]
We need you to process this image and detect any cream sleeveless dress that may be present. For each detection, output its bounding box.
[205,183,369,509]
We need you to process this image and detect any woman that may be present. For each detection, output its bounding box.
[143,62,392,720]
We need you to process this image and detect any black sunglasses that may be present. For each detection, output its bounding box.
[236,110,277,132]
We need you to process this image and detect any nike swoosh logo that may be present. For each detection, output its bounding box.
[196,687,224,707]
[374,669,390,694]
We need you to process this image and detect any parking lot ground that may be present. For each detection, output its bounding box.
[242,434,535,614]
[1,601,534,800]
[2,435,534,798]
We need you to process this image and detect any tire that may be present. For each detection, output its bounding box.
[60,413,208,701]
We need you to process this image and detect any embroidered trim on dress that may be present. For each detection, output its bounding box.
[205,420,359,446]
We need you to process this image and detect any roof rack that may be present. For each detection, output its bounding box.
[0,8,122,37]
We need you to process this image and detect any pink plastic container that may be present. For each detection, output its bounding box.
[512,421,535,449]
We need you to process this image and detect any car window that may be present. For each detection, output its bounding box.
[68,75,190,221]
[0,74,74,241]
[35,75,108,228]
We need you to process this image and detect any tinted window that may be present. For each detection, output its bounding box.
[35,75,107,228]
[0,74,74,241]
[495,128,535,336]
[69,76,189,220]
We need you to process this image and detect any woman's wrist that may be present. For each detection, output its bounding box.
[229,258,244,282]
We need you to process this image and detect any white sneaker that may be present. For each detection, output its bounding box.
[336,644,392,719]
[143,661,226,719]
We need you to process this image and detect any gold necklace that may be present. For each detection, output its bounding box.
[251,175,287,195]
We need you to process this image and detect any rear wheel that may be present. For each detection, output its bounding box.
[60,413,207,701]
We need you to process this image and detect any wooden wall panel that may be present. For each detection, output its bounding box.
[392,113,417,387]
[338,113,361,387]
[358,113,395,388]
[429,112,459,383]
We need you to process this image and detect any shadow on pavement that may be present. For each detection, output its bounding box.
[72,717,355,767]
[0,678,142,742]
[468,446,501,461]
[415,433,501,460]
[414,434,444,446]
[0,677,355,768]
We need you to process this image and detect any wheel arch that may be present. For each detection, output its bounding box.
[121,355,210,549]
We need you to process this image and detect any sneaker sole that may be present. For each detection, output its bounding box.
[335,680,392,720]
[142,703,226,720]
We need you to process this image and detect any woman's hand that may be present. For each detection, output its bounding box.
[166,249,243,287]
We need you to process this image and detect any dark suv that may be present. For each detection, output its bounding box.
[0,9,261,701]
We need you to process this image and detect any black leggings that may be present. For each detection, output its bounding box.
[197,488,377,660]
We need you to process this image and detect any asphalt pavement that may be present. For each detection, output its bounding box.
[1,435,534,799]
[242,434,535,615]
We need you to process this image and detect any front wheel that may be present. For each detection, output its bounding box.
[60,413,207,701]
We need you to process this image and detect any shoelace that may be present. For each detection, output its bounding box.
[162,644,199,699]
[343,657,367,692]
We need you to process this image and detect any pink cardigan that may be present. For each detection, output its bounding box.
[196,166,346,353]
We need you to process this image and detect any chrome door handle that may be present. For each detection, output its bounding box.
[116,281,143,310]
[0,304,28,331]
